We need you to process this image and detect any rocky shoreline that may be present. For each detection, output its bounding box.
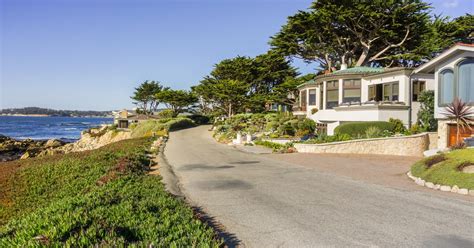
[0,125,132,162]
[0,135,67,162]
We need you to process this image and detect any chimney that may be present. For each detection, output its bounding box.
[340,63,348,70]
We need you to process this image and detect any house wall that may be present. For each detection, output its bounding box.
[434,50,474,119]
[298,70,436,135]
[410,73,435,126]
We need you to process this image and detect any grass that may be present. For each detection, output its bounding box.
[0,137,220,246]
[130,118,195,138]
[411,149,474,189]
[254,140,294,153]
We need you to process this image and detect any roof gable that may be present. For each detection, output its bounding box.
[414,43,474,74]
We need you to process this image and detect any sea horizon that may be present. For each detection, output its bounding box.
[0,116,113,141]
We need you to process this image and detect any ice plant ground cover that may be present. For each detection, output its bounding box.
[0,137,220,247]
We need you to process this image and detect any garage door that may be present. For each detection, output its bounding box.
[448,124,474,147]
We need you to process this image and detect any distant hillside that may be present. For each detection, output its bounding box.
[0,107,112,117]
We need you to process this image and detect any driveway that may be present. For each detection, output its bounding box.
[164,126,474,247]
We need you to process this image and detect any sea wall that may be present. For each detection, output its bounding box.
[294,133,432,157]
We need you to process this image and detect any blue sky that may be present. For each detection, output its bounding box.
[1,0,471,110]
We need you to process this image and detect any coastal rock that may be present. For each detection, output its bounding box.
[20,151,31,160]
[45,139,65,148]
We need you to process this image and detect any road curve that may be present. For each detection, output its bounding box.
[164,126,474,247]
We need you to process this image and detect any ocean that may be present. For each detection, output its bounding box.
[0,116,113,141]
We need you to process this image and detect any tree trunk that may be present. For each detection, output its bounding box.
[356,46,369,66]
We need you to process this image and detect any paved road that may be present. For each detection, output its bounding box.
[164,126,474,247]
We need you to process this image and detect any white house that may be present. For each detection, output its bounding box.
[295,66,435,135]
[414,43,474,149]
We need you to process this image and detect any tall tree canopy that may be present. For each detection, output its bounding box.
[270,0,435,70]
[131,80,164,115]
[193,53,298,116]
[156,89,197,116]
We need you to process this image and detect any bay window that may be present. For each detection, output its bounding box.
[439,69,455,105]
[308,89,316,105]
[383,82,399,101]
[326,80,339,109]
[458,59,474,103]
[343,79,361,103]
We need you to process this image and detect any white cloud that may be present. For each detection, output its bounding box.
[442,0,459,8]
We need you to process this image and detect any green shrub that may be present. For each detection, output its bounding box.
[303,133,352,144]
[157,109,176,118]
[334,121,396,137]
[254,140,293,153]
[365,126,382,138]
[131,118,195,138]
[389,118,407,133]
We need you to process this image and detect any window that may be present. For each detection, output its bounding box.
[383,82,399,101]
[458,59,474,103]
[343,79,361,103]
[308,89,316,105]
[326,80,339,109]
[412,80,426,101]
[439,69,454,105]
[300,90,307,111]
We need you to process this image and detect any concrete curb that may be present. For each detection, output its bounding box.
[406,171,474,197]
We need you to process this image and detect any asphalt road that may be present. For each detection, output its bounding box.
[164,126,474,247]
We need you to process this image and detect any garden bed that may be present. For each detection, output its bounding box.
[411,149,474,190]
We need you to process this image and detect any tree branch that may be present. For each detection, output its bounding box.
[369,28,410,62]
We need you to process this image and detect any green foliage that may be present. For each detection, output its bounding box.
[131,118,195,138]
[365,126,382,139]
[213,113,315,140]
[192,52,298,116]
[302,133,352,144]
[334,121,396,138]
[271,0,435,68]
[157,109,176,119]
[131,80,164,114]
[417,90,437,131]
[411,149,474,189]
[0,138,220,246]
[253,140,294,153]
[156,89,197,115]
[407,123,423,135]
[389,118,407,133]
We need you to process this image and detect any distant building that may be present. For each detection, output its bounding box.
[113,109,152,129]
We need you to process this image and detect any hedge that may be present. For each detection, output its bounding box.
[334,121,396,137]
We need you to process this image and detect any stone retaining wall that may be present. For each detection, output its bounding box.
[294,133,431,157]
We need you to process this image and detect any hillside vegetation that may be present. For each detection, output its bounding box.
[0,121,220,246]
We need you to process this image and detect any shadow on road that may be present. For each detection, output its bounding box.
[192,206,241,247]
